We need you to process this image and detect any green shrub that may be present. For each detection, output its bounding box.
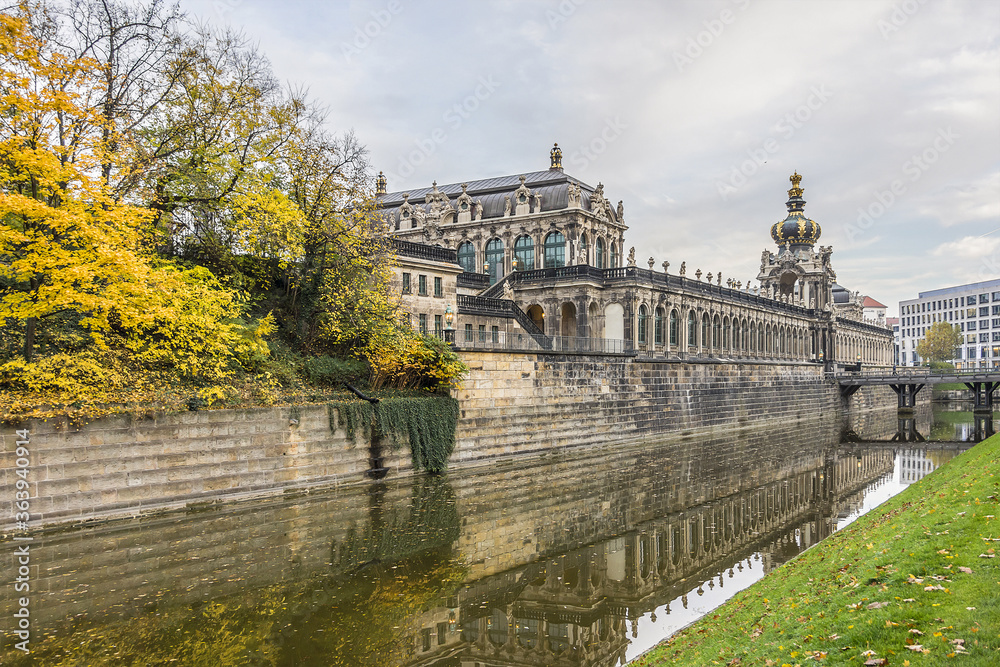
[303,355,368,387]
[928,360,956,370]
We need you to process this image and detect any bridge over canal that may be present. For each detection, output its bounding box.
[832,370,1000,412]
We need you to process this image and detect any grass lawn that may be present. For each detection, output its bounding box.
[632,435,1000,666]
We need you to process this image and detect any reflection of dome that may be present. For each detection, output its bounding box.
[770,172,821,251]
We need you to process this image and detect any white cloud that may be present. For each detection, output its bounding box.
[176,0,1000,315]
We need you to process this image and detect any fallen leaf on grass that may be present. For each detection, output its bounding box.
[909,629,924,635]
[958,566,973,574]
[905,575,924,584]
[902,598,916,602]
[868,601,889,609]
[862,650,877,657]
[979,553,996,558]
[864,659,888,666]
[906,644,930,653]
[923,584,946,591]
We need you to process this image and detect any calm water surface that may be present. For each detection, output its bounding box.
[0,404,988,666]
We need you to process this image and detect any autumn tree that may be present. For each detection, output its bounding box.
[0,6,269,405]
[55,0,188,188]
[916,321,963,365]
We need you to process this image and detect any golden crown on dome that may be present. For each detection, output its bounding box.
[770,171,821,251]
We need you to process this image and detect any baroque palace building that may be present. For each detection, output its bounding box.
[380,145,893,367]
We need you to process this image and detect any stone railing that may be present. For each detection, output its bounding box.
[457,271,491,290]
[390,238,458,264]
[456,295,550,347]
[508,264,812,317]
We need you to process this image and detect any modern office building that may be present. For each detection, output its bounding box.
[898,278,1000,368]
[886,317,899,365]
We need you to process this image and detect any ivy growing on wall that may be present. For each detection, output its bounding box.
[328,395,460,473]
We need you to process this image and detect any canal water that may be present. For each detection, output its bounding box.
[0,404,988,666]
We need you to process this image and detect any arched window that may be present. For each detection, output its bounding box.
[457,242,476,273]
[655,307,664,345]
[595,237,605,269]
[610,242,618,268]
[669,309,679,347]
[702,314,710,351]
[713,315,721,350]
[688,311,697,347]
[514,235,534,271]
[488,609,508,646]
[485,238,504,285]
[544,231,565,268]
[638,305,648,345]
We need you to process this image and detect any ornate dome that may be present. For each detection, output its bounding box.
[770,172,821,251]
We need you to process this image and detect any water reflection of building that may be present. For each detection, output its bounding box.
[405,446,894,667]
[896,447,964,485]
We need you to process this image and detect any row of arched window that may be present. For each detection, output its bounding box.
[456,232,622,284]
[836,332,891,364]
[634,306,814,358]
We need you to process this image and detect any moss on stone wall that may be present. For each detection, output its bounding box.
[329,395,460,473]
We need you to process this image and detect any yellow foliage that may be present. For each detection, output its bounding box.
[367,328,467,391]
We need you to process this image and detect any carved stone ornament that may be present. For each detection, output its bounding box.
[662,260,670,273]
[648,257,655,270]
[617,199,624,222]
[590,183,610,221]
[513,175,532,216]
[503,195,511,217]
[424,181,453,221]
[456,183,473,223]
[679,262,686,276]
[474,199,483,221]
[717,272,722,285]
[706,272,713,283]
[567,183,582,208]
[399,193,413,223]
[695,269,702,281]
[627,247,636,266]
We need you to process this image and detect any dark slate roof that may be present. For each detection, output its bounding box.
[377,169,619,224]
[832,282,851,304]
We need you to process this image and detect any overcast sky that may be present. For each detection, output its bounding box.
[180,0,999,316]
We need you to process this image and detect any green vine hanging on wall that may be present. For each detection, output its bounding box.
[328,396,460,473]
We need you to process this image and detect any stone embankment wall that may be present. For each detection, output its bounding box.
[451,352,898,464]
[1,352,899,530]
[0,407,413,530]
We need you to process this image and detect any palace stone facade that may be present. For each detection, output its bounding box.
[382,146,893,367]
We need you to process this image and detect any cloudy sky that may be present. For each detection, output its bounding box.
[180,0,999,315]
